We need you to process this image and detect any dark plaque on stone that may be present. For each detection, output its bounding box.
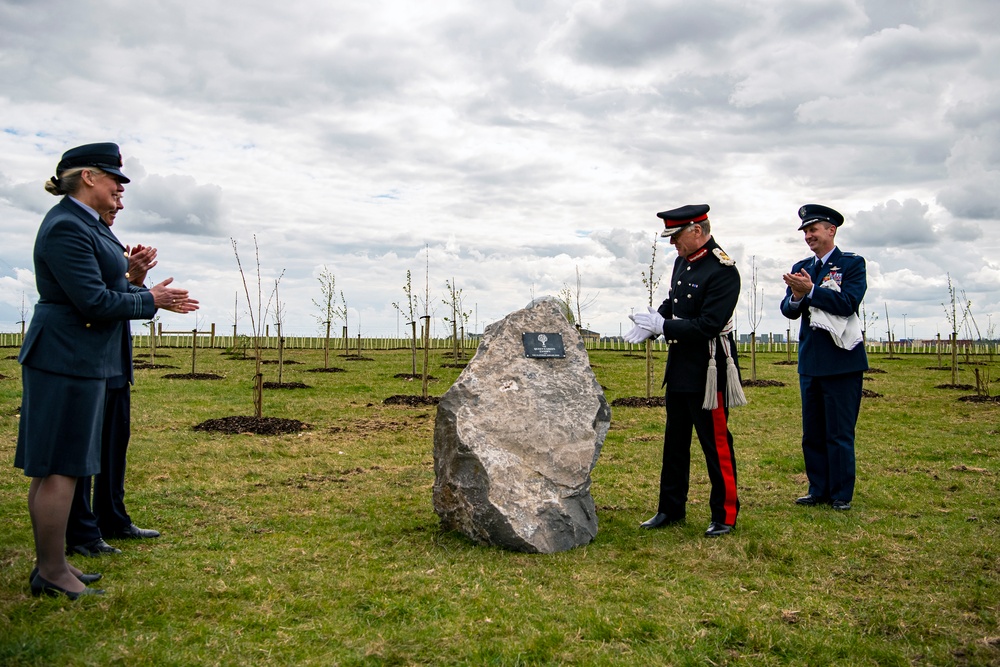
[522,332,565,359]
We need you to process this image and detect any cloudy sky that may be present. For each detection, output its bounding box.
[2,0,999,342]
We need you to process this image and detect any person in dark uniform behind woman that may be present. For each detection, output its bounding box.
[779,204,868,511]
[66,196,163,558]
[624,204,746,537]
[16,142,198,599]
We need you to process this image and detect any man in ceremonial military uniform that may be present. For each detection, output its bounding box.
[780,204,868,511]
[625,204,745,537]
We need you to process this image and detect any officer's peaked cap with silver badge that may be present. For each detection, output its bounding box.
[797,204,843,230]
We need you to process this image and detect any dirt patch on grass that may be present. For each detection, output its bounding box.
[865,368,887,374]
[133,362,178,370]
[773,360,797,366]
[441,363,468,369]
[162,373,225,380]
[957,395,1000,403]
[328,417,426,434]
[611,396,665,408]
[393,373,438,381]
[194,416,309,435]
[742,379,786,387]
[262,381,311,389]
[936,384,976,390]
[306,367,347,373]
[383,394,440,406]
[862,389,883,398]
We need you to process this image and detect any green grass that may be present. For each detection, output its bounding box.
[0,346,998,666]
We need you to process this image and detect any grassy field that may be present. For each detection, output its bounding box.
[0,345,998,666]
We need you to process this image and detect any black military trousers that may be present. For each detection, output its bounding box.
[66,384,133,545]
[657,391,740,525]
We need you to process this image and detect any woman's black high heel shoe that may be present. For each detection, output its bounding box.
[29,567,102,585]
[29,573,104,600]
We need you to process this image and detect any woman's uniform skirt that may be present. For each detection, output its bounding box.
[15,365,105,477]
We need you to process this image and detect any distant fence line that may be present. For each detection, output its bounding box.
[1,331,997,356]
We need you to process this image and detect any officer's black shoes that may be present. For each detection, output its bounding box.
[108,524,160,539]
[831,500,852,511]
[794,494,829,506]
[639,513,684,529]
[704,522,733,537]
[67,538,122,557]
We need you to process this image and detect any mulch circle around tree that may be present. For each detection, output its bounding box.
[925,366,954,371]
[936,384,976,390]
[134,353,171,358]
[343,356,375,362]
[865,368,887,374]
[162,373,224,380]
[383,395,440,406]
[262,381,311,389]
[134,362,178,370]
[5,355,19,360]
[610,396,666,408]
[441,363,468,369]
[393,373,437,381]
[306,367,347,373]
[958,395,1000,403]
[773,360,797,366]
[194,416,309,435]
[261,359,303,365]
[862,389,883,398]
[742,379,786,388]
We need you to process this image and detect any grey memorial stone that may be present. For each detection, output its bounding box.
[433,298,611,553]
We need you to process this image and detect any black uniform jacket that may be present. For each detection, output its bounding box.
[19,197,156,379]
[656,237,741,394]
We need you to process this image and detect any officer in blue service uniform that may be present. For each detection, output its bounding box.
[780,204,868,511]
[625,204,745,537]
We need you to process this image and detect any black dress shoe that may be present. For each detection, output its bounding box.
[640,513,684,529]
[795,494,829,506]
[108,524,160,539]
[29,574,104,600]
[831,500,852,511]
[67,538,122,557]
[704,522,733,537]
[29,567,102,585]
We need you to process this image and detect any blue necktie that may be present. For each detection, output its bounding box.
[812,259,823,282]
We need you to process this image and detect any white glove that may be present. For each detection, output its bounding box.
[632,306,665,338]
[623,318,652,343]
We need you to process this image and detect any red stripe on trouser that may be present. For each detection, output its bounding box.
[711,392,739,525]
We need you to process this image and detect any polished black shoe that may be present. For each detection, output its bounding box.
[29,567,101,585]
[831,500,852,511]
[67,538,122,557]
[108,524,160,539]
[795,494,829,506]
[29,574,104,600]
[704,522,733,537]
[640,513,684,529]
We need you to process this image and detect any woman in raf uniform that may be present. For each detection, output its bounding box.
[16,142,197,599]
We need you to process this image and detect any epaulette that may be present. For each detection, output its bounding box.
[713,248,736,266]
[841,252,858,257]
